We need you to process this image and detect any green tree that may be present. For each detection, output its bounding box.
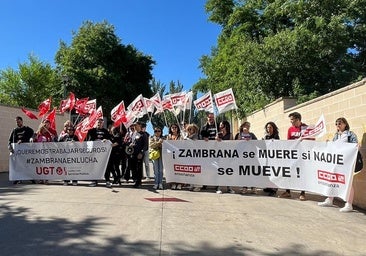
[55,20,155,116]
[197,0,366,117]
[0,55,61,109]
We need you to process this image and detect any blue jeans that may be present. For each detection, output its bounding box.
[153,157,163,185]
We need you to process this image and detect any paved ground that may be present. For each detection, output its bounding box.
[1,172,366,256]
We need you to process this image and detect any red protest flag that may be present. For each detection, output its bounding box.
[38,98,51,117]
[21,107,38,120]
[111,101,125,121]
[74,98,89,115]
[74,117,90,142]
[59,92,76,113]
[44,107,57,132]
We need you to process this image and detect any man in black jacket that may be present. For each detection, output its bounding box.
[129,121,148,188]
[8,116,34,184]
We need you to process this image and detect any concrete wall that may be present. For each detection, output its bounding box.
[0,105,69,172]
[245,78,366,209]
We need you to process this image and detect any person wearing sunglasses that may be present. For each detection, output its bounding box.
[318,117,359,212]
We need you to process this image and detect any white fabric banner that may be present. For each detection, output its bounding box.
[162,140,358,200]
[213,88,238,114]
[9,141,112,181]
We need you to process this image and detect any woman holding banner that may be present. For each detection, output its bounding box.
[318,117,360,212]
[235,122,258,194]
[215,120,235,194]
[262,121,280,196]
[167,123,182,190]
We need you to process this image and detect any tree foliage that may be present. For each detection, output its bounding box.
[0,55,61,109]
[197,0,366,117]
[55,21,155,115]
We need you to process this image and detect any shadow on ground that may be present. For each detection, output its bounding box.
[0,173,351,256]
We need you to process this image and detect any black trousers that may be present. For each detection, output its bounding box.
[105,154,120,182]
[130,156,143,185]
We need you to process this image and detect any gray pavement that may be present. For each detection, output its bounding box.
[1,172,366,256]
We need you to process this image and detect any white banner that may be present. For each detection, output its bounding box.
[162,140,358,200]
[9,141,112,181]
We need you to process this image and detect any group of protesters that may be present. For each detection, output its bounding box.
[148,111,360,213]
[9,110,361,213]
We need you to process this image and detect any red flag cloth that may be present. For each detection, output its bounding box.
[74,108,100,142]
[113,114,127,127]
[161,97,173,111]
[74,117,90,142]
[44,108,57,132]
[59,92,76,113]
[21,107,38,120]
[74,98,89,115]
[111,101,126,122]
[38,98,51,117]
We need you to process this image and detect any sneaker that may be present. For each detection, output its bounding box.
[153,184,158,190]
[72,181,78,186]
[228,188,235,194]
[216,189,222,194]
[299,194,306,201]
[241,187,248,194]
[171,184,177,190]
[63,181,68,186]
[106,181,112,188]
[89,181,97,187]
[339,203,353,212]
[158,184,164,190]
[318,198,333,207]
[268,191,277,197]
[249,187,257,194]
[192,187,201,192]
[278,191,291,198]
[176,184,182,190]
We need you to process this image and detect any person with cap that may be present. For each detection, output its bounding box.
[86,118,112,187]
[129,121,148,188]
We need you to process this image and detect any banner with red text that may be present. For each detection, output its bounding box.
[9,141,112,181]
[162,140,358,200]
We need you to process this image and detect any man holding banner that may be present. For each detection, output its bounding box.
[279,112,314,201]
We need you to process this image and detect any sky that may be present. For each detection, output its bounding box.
[0,0,221,92]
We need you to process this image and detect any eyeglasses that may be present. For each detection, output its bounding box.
[154,130,161,133]
[335,122,343,126]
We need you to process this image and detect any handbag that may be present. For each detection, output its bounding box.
[355,150,363,173]
[347,132,363,173]
[149,149,160,160]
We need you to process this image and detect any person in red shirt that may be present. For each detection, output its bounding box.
[279,112,314,201]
